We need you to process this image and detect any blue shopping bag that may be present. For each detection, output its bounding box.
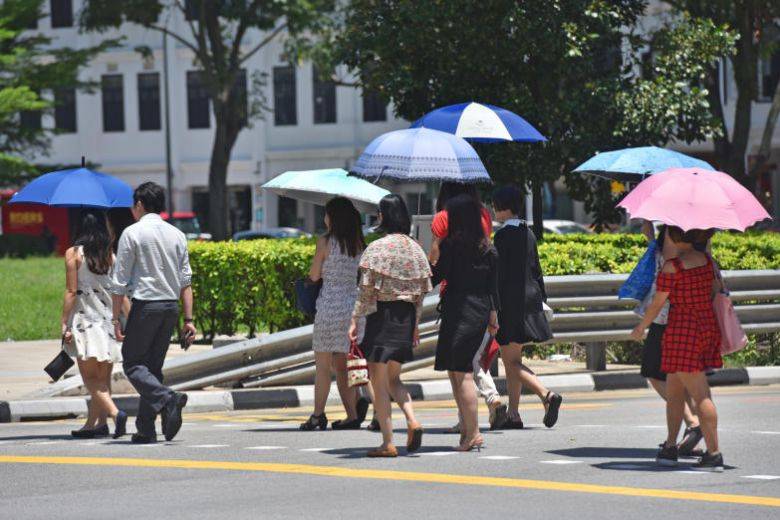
[618,240,658,301]
[294,278,322,317]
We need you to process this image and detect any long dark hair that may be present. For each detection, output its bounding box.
[377,194,411,235]
[74,209,113,275]
[445,194,488,258]
[436,182,480,212]
[325,197,365,258]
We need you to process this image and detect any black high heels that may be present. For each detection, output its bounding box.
[300,413,328,431]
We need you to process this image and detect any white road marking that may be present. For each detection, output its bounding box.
[752,431,780,435]
[634,425,665,429]
[245,446,286,450]
[480,455,519,460]
[187,444,230,448]
[540,460,583,465]
[300,448,335,452]
[419,451,456,457]
[576,425,607,428]
[212,424,243,428]
[742,475,780,480]
[675,471,706,475]
[26,441,63,445]
[78,441,104,446]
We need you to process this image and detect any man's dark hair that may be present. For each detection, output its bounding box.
[134,182,165,214]
[377,194,411,235]
[492,186,523,215]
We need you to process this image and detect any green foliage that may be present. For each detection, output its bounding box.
[0,0,118,185]
[0,234,51,258]
[722,333,780,368]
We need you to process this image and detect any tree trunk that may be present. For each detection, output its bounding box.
[532,179,544,240]
[207,106,240,241]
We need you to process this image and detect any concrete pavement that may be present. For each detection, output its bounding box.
[1,385,779,518]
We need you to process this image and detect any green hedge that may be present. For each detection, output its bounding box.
[189,232,780,340]
[0,234,52,258]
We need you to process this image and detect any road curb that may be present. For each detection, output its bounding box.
[1,366,776,422]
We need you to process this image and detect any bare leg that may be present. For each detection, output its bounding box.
[77,358,101,429]
[451,371,479,444]
[332,353,357,420]
[677,372,719,454]
[387,361,418,427]
[499,345,522,417]
[369,362,394,449]
[448,371,463,428]
[312,352,332,416]
[648,378,700,428]
[665,374,686,446]
[93,361,119,422]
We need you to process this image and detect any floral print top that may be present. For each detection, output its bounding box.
[353,233,432,321]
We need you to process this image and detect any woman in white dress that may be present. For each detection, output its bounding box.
[61,210,130,438]
[300,197,370,431]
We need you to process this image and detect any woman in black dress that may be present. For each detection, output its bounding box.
[432,194,499,451]
[492,186,562,429]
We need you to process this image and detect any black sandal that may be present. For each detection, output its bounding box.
[503,417,524,430]
[367,418,381,432]
[332,418,362,430]
[356,397,370,423]
[543,391,563,428]
[299,414,328,431]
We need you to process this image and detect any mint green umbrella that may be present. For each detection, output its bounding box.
[262,168,390,213]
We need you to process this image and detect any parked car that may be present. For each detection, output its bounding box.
[233,227,312,241]
[160,212,211,241]
[492,219,592,235]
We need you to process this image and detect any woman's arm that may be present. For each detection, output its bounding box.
[308,236,328,282]
[349,270,377,342]
[61,247,79,343]
[430,240,451,287]
[630,290,670,340]
[641,219,655,243]
[529,229,548,301]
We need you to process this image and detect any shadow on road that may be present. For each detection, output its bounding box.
[320,445,457,459]
[0,434,73,442]
[594,460,736,472]
[546,447,658,459]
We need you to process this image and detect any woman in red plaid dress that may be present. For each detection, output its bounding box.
[631,226,724,472]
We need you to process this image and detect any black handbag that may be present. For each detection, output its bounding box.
[44,339,74,381]
[294,278,322,317]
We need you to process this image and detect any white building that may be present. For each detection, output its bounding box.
[20,1,780,233]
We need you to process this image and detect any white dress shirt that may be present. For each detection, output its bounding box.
[111,213,192,301]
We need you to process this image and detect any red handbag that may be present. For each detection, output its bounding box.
[347,340,369,387]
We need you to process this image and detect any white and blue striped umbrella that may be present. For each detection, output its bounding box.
[351,127,491,184]
[573,146,716,182]
[410,102,546,143]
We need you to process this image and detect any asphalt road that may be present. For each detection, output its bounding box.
[1,385,779,519]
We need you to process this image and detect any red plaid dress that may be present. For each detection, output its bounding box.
[656,257,722,373]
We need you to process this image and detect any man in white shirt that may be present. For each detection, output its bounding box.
[111,182,196,443]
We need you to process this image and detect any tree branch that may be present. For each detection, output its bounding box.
[239,22,288,65]
[148,23,202,60]
[749,79,780,177]
[229,0,260,69]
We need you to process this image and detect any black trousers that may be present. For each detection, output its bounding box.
[122,300,179,436]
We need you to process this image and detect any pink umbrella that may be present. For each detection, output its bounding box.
[617,167,770,231]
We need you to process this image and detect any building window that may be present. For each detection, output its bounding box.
[232,69,248,128]
[184,0,200,21]
[50,0,73,28]
[313,66,336,124]
[759,51,780,102]
[101,74,125,132]
[137,73,161,131]
[273,66,297,126]
[362,90,387,122]
[54,87,76,133]
[20,108,42,130]
[278,196,298,227]
[187,71,210,129]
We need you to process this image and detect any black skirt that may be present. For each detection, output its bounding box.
[361,301,415,364]
[496,309,552,346]
[435,292,491,372]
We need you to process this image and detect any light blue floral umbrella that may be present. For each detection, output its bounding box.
[573,146,715,182]
[261,168,390,214]
[350,127,491,184]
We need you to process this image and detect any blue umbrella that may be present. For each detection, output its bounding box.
[410,102,546,143]
[573,146,716,182]
[9,165,133,208]
[261,168,390,214]
[351,127,491,184]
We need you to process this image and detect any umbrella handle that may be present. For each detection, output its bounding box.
[373,166,388,185]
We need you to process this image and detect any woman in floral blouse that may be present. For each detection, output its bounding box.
[348,194,432,458]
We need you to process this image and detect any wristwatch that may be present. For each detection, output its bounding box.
[183,318,194,323]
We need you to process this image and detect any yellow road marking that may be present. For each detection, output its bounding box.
[2,455,778,508]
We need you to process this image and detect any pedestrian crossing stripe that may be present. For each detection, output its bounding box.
[1,455,778,508]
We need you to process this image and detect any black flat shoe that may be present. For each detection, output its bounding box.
[70,429,96,439]
[300,414,328,431]
[162,392,188,441]
[543,391,563,428]
[131,433,156,444]
[93,424,110,437]
[113,410,128,439]
[502,417,524,430]
[356,397,370,424]
[332,418,362,430]
[678,426,703,456]
[367,418,381,432]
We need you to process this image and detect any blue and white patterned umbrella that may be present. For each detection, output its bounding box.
[411,102,546,143]
[350,127,491,184]
[573,146,716,182]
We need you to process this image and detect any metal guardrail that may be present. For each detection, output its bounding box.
[36,270,780,396]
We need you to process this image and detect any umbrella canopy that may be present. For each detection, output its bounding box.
[574,146,715,182]
[617,167,770,231]
[410,102,546,143]
[9,167,133,208]
[261,168,390,214]
[351,127,491,184]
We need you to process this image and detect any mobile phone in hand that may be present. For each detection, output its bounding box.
[180,329,194,351]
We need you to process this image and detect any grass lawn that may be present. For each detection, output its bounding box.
[0,256,63,341]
